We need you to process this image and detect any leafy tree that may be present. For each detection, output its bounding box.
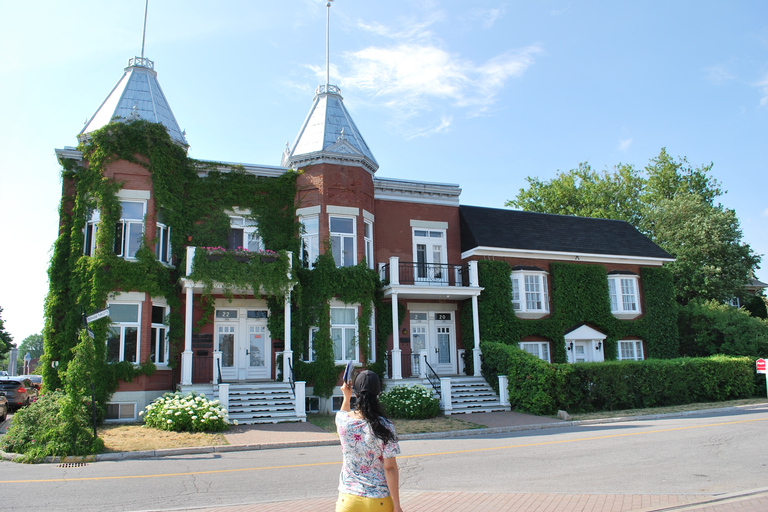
[16,333,43,371]
[506,149,761,305]
[0,307,13,364]
[678,299,768,357]
[647,193,760,304]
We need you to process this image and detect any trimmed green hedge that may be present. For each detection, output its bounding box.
[482,341,759,416]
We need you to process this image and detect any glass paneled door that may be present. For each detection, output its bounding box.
[413,229,447,284]
[215,308,271,381]
[411,311,456,376]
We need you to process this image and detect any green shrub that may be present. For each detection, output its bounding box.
[141,391,230,432]
[0,390,103,462]
[678,299,768,357]
[481,341,758,416]
[380,384,440,419]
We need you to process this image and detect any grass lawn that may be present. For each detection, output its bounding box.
[306,413,485,435]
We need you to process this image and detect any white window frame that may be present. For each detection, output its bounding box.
[617,339,645,361]
[228,214,262,252]
[330,306,358,362]
[300,214,320,269]
[84,207,100,256]
[364,220,374,270]
[412,228,447,282]
[106,302,142,363]
[150,303,169,366]
[105,402,137,422]
[511,270,550,319]
[155,210,172,264]
[608,274,642,319]
[115,200,146,259]
[330,215,356,267]
[519,341,550,363]
[303,327,319,362]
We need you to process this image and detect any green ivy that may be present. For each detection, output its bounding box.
[472,260,678,362]
[44,119,299,419]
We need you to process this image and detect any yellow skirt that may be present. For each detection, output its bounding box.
[336,493,394,512]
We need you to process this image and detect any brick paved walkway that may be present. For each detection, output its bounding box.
[147,489,768,512]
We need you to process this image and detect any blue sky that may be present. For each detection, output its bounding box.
[1,0,766,344]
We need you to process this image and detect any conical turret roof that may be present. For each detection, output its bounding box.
[282,84,378,174]
[80,57,188,146]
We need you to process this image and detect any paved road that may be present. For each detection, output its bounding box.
[1,405,766,512]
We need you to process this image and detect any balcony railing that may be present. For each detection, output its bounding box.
[381,261,470,287]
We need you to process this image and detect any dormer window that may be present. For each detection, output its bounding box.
[511,266,549,319]
[608,271,641,319]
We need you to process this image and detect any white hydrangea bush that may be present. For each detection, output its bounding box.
[380,384,440,419]
[140,391,231,432]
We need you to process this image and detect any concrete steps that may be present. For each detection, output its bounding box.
[225,382,304,424]
[446,376,509,415]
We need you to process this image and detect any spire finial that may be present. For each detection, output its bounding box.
[326,0,334,88]
[140,0,149,59]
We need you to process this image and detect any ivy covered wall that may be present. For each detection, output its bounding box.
[44,120,300,415]
[464,260,679,362]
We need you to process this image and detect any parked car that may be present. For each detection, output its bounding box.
[0,394,8,422]
[18,375,42,390]
[0,378,38,410]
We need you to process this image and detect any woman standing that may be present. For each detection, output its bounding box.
[335,370,403,512]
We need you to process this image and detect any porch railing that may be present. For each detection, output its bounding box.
[386,352,424,379]
[423,356,442,399]
[381,261,469,287]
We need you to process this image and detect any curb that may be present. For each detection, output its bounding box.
[1,403,765,463]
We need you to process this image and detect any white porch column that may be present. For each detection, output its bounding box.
[181,246,196,386]
[283,253,293,383]
[213,350,222,384]
[389,256,400,285]
[468,260,479,287]
[471,294,482,377]
[440,377,453,413]
[391,292,402,380]
[295,381,307,421]
[218,383,230,422]
[498,375,510,407]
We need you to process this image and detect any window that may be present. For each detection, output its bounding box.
[228,215,261,252]
[105,402,137,421]
[520,342,550,363]
[106,303,141,363]
[364,220,374,269]
[331,307,358,361]
[300,215,319,268]
[155,210,171,263]
[84,208,99,256]
[330,216,355,267]
[608,273,641,318]
[617,340,644,361]
[114,201,145,259]
[303,327,319,362]
[511,269,549,318]
[412,229,446,282]
[150,305,169,365]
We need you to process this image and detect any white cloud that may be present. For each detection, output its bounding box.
[618,138,633,151]
[405,116,453,139]
[340,43,541,119]
[756,74,768,107]
[469,7,506,29]
[762,207,768,217]
[704,65,734,85]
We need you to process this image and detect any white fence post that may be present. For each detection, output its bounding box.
[440,377,453,413]
[498,375,510,407]
[295,381,307,421]
[218,383,230,423]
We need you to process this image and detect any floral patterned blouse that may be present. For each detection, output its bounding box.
[336,410,401,498]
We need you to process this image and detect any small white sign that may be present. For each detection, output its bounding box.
[86,308,110,324]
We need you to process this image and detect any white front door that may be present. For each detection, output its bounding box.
[215,308,271,381]
[410,311,456,376]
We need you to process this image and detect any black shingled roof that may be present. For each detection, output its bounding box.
[459,205,673,260]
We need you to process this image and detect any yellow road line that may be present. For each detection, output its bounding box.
[2,416,765,484]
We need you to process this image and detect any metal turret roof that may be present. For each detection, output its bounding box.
[282,84,378,174]
[79,57,188,146]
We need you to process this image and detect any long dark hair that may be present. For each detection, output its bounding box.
[355,391,397,445]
